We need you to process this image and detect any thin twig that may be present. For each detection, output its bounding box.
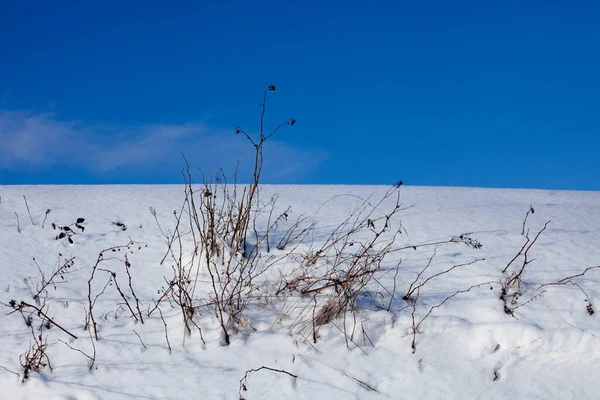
[504,221,550,287]
[509,290,546,315]
[521,206,534,235]
[0,364,20,377]
[23,195,35,225]
[42,209,51,228]
[124,255,144,323]
[239,366,297,399]
[34,257,76,300]
[404,249,437,299]
[405,258,485,300]
[14,301,77,339]
[158,307,171,352]
[554,265,600,285]
[412,281,496,352]
[58,339,95,369]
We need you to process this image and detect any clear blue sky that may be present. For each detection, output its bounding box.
[1,1,599,189]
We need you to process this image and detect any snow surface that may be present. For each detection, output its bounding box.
[1,184,599,399]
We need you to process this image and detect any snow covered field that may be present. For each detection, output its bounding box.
[1,184,599,399]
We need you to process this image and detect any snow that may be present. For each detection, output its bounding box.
[1,184,599,399]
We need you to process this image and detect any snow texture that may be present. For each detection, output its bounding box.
[0,185,599,399]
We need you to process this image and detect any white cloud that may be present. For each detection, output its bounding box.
[0,110,325,182]
[0,111,83,168]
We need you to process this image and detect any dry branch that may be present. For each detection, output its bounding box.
[239,366,297,399]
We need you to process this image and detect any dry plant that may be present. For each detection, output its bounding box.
[3,248,84,381]
[495,208,599,318]
[150,85,296,346]
[239,366,298,400]
[85,241,146,340]
[390,232,482,254]
[403,254,485,301]
[500,209,551,316]
[148,200,205,346]
[15,212,21,233]
[279,186,408,346]
[30,255,77,302]
[22,195,34,226]
[393,235,487,352]
[52,217,86,244]
[42,208,51,228]
[521,206,534,235]
[409,281,494,352]
[0,364,20,379]
[277,186,487,348]
[20,329,52,382]
[157,306,172,351]
[539,264,600,315]
[58,328,96,371]
[190,85,295,344]
[275,213,315,251]
[4,298,77,382]
[6,299,78,340]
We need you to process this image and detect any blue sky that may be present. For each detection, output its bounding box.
[1,1,599,189]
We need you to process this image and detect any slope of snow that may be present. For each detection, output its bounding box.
[0,184,599,399]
